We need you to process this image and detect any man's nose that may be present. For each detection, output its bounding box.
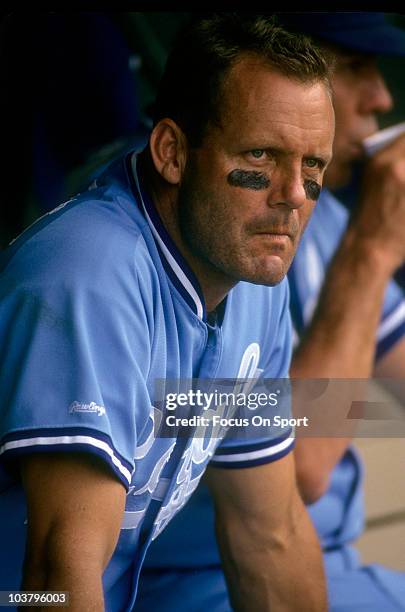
[360,72,393,115]
[268,168,308,210]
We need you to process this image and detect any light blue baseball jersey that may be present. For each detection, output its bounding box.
[0,153,294,611]
[137,187,405,612]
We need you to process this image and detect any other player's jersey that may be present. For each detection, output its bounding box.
[0,153,294,611]
[289,188,405,550]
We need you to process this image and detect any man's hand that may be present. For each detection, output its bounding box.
[355,132,405,270]
[20,452,126,611]
[205,454,327,611]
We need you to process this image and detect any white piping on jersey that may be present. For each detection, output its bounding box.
[377,301,405,342]
[0,434,132,485]
[303,241,324,324]
[291,324,300,349]
[131,154,204,320]
[212,435,294,463]
[8,198,76,247]
[306,240,323,292]
[121,510,145,530]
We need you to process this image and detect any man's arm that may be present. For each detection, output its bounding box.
[20,452,126,611]
[292,228,394,502]
[205,453,327,612]
[292,134,405,503]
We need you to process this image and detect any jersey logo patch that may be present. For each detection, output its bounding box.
[69,401,106,417]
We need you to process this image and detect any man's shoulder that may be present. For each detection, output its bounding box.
[0,178,154,294]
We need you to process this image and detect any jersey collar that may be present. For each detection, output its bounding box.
[128,153,207,321]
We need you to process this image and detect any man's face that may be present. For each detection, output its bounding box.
[177,56,334,289]
[325,49,393,189]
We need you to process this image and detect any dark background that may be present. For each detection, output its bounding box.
[1,11,405,252]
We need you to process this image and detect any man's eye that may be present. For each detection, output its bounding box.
[305,158,320,169]
[250,149,265,159]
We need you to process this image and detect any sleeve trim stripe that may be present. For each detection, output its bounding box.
[213,429,293,456]
[212,435,294,463]
[1,426,133,471]
[377,302,405,341]
[210,440,294,469]
[0,435,132,485]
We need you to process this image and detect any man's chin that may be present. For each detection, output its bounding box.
[244,256,289,286]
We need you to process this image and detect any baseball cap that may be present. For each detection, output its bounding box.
[275,12,405,56]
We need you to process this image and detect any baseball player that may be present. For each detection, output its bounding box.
[0,14,334,611]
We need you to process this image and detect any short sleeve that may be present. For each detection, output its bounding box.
[0,251,151,491]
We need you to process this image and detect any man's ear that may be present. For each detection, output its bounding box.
[149,119,187,185]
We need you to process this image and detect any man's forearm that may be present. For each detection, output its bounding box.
[22,551,104,611]
[215,494,327,611]
[292,227,398,499]
[20,453,126,612]
[293,226,396,379]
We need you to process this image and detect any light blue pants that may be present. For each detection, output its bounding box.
[135,545,405,611]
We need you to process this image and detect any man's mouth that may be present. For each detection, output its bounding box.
[256,229,294,239]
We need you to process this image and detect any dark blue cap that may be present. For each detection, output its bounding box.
[276,12,405,56]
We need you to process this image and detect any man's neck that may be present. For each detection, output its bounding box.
[138,152,237,313]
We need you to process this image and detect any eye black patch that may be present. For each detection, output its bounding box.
[227,169,270,191]
[304,180,321,201]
